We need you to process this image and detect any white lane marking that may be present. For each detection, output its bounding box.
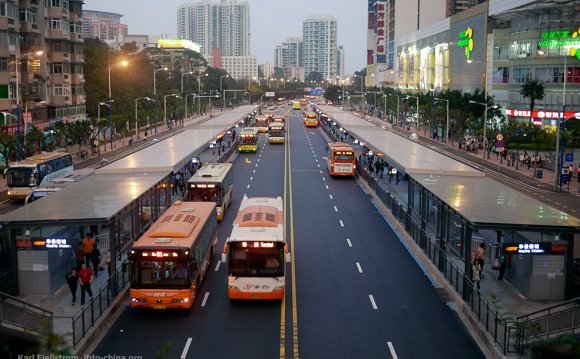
[314,155,317,158]
[325,185,329,190]
[253,170,256,173]
[329,195,333,200]
[346,238,352,247]
[250,176,253,181]
[356,262,363,273]
[259,154,262,157]
[339,220,344,227]
[215,261,221,271]
[322,177,326,181]
[334,206,338,212]
[319,170,323,174]
[247,184,251,189]
[315,159,318,162]
[257,158,260,162]
[181,338,193,359]
[201,292,210,307]
[317,164,320,168]
[369,295,378,310]
[255,164,258,167]
[387,342,398,359]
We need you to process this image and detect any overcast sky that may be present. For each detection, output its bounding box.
[83,0,367,74]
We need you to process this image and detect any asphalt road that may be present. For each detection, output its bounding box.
[94,110,484,358]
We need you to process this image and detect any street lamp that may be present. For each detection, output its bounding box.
[14,50,43,160]
[181,71,194,94]
[386,94,401,126]
[164,94,181,129]
[434,97,449,143]
[184,93,197,122]
[197,73,209,115]
[135,97,154,139]
[220,75,230,93]
[153,67,168,133]
[98,101,113,151]
[404,95,419,130]
[469,100,499,163]
[107,60,128,150]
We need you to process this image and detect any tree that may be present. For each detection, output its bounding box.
[306,71,323,83]
[520,80,545,123]
[24,126,43,156]
[120,41,139,54]
[0,133,16,167]
[323,85,341,103]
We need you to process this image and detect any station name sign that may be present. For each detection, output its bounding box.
[503,242,565,255]
[33,238,72,249]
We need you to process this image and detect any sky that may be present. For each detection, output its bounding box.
[83,0,367,74]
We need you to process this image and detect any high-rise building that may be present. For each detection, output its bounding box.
[274,37,303,68]
[302,16,338,81]
[0,0,86,135]
[177,0,250,57]
[448,0,488,17]
[337,46,345,80]
[82,10,128,42]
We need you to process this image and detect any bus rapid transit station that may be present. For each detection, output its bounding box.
[316,105,580,302]
[0,105,258,296]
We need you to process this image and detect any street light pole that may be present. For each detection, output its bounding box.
[153,67,168,134]
[107,60,128,150]
[434,98,449,143]
[135,97,153,139]
[469,99,498,163]
[405,96,420,130]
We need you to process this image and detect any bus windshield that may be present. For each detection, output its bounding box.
[228,242,284,277]
[269,127,284,137]
[7,167,35,187]
[131,259,191,289]
[334,151,354,161]
[190,184,223,205]
[240,136,256,144]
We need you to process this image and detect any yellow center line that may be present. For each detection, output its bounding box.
[280,119,288,359]
[289,114,299,359]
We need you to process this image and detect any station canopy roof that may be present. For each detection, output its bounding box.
[319,106,483,177]
[411,174,579,230]
[0,172,166,224]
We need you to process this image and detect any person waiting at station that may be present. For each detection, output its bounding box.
[83,233,95,266]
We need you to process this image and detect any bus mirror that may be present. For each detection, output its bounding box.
[221,253,227,263]
[285,253,291,263]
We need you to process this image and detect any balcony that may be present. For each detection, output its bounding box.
[70,94,85,105]
[46,6,64,19]
[70,73,84,84]
[70,52,84,63]
[46,29,66,40]
[49,95,71,107]
[49,73,71,85]
[69,32,82,43]
[48,51,70,63]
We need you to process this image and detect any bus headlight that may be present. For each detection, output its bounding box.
[228,285,239,290]
[171,298,189,304]
[131,297,146,303]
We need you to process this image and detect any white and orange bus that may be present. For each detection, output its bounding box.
[304,112,318,127]
[268,121,285,144]
[186,163,233,221]
[222,195,290,300]
[326,142,356,176]
[129,201,218,309]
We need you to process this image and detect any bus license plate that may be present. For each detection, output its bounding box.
[153,305,166,309]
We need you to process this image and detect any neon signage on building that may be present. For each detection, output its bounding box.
[537,28,580,60]
[458,27,474,60]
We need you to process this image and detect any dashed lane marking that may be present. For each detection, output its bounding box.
[201,292,210,307]
[356,262,363,273]
[334,206,338,212]
[346,238,352,247]
[214,261,221,271]
[387,342,398,359]
[329,195,333,200]
[339,220,344,227]
[180,338,192,359]
[369,295,378,310]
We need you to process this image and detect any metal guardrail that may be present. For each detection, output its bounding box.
[0,270,16,295]
[0,291,53,335]
[53,264,130,348]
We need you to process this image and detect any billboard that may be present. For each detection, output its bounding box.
[157,39,201,53]
[375,1,387,64]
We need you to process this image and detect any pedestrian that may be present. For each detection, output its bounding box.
[497,254,508,280]
[472,259,482,290]
[65,268,78,305]
[78,263,93,305]
[577,163,580,183]
[396,170,400,184]
[83,233,95,266]
[475,242,486,276]
[91,246,101,277]
[75,242,86,271]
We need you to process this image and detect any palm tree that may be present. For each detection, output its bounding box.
[520,80,545,123]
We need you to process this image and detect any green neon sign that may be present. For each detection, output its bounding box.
[458,27,474,60]
[537,28,580,60]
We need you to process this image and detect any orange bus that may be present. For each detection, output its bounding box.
[304,112,319,127]
[326,142,356,176]
[129,201,218,309]
[299,98,308,106]
[222,195,290,300]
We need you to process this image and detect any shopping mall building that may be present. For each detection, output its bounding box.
[394,0,580,127]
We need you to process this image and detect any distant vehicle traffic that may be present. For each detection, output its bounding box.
[293,101,301,110]
[222,195,290,300]
[326,142,356,176]
[238,127,259,153]
[186,163,234,221]
[6,152,74,200]
[129,201,218,309]
[304,112,319,127]
[268,122,285,144]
